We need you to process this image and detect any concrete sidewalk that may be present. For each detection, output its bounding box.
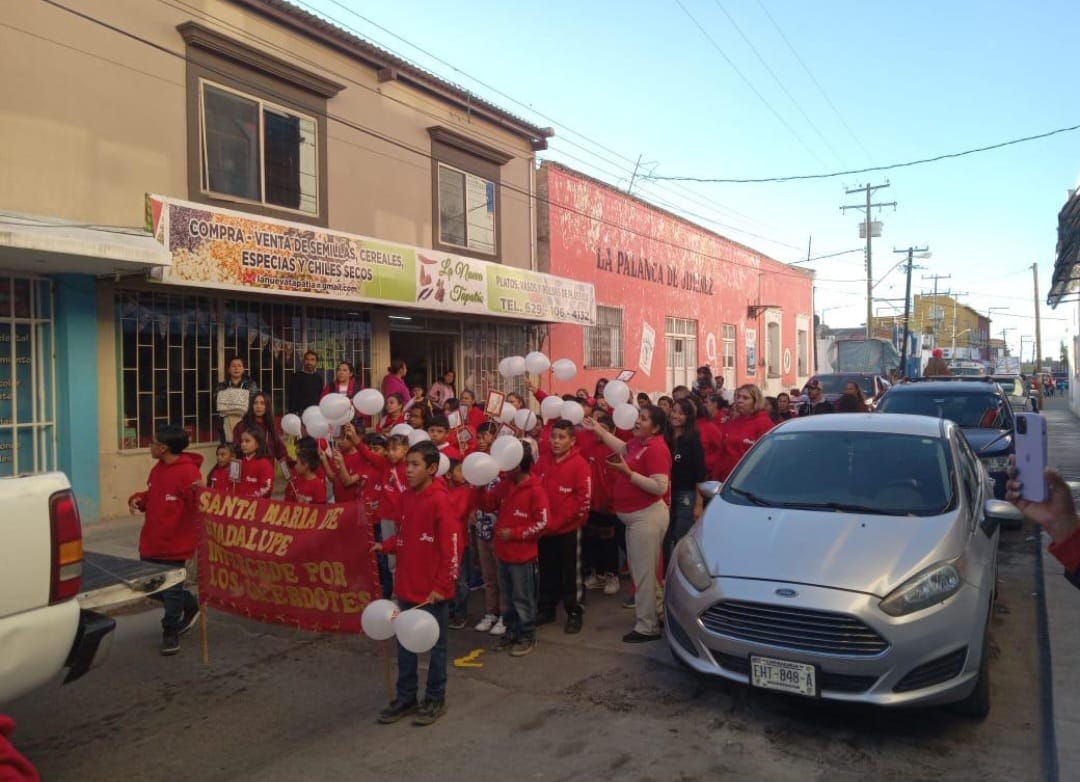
[1040,397,1079,780]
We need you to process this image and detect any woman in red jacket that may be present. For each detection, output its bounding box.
[378,392,407,434]
[716,384,775,481]
[236,427,275,499]
[233,392,286,464]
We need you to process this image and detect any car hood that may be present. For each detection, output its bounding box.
[960,428,1012,456]
[700,502,964,598]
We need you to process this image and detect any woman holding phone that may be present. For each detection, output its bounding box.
[582,405,672,643]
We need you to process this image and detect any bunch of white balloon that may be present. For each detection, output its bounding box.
[360,599,440,653]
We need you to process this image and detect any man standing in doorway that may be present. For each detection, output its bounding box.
[287,350,325,415]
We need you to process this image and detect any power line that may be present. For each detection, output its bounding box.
[25,0,819,282]
[789,247,864,264]
[755,0,874,165]
[713,0,846,167]
[672,0,831,170]
[648,121,1080,184]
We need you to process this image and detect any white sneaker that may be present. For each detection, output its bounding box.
[488,617,507,636]
[584,573,604,590]
[474,613,497,632]
[603,574,621,596]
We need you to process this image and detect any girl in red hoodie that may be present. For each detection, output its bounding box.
[580,414,621,596]
[236,428,275,499]
[284,448,326,504]
[373,441,458,727]
[715,384,775,481]
[127,424,203,655]
[206,443,236,491]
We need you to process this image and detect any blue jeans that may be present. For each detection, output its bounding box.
[497,560,538,642]
[663,490,697,571]
[142,558,197,632]
[452,545,474,619]
[374,521,394,600]
[395,599,449,704]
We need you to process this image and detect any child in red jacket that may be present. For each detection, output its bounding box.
[534,421,592,633]
[373,441,459,727]
[478,441,549,656]
[471,422,506,637]
[236,428,275,499]
[580,414,621,595]
[447,458,476,629]
[127,424,203,655]
[284,448,326,504]
[206,443,236,491]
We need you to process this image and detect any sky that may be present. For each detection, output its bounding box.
[305,0,1080,362]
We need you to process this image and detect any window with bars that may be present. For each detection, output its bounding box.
[118,291,371,449]
[462,322,527,401]
[584,306,623,369]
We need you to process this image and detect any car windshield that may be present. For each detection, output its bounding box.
[812,375,871,395]
[723,430,954,517]
[995,378,1019,395]
[877,392,1011,429]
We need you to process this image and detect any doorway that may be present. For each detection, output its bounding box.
[389,330,459,396]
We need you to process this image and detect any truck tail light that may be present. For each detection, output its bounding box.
[50,490,83,605]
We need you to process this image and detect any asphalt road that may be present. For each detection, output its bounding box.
[8,518,1048,782]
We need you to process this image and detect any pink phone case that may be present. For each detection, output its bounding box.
[1014,412,1047,502]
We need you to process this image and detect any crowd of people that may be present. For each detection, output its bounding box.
[131,355,882,725]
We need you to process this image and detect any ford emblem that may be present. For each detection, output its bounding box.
[774,588,798,598]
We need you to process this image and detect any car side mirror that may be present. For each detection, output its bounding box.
[698,481,723,499]
[982,499,1022,537]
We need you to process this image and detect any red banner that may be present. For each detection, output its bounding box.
[196,488,379,633]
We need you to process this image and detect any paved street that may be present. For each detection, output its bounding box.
[11,427,1068,782]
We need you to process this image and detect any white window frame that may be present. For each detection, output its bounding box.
[664,316,698,392]
[766,318,781,378]
[584,305,623,369]
[721,323,736,388]
[199,78,320,217]
[436,161,497,256]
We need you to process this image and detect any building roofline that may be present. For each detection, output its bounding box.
[540,161,813,278]
[227,0,554,150]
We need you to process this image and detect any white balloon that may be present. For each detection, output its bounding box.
[551,358,577,381]
[390,423,413,437]
[613,402,638,431]
[560,400,585,425]
[306,417,330,439]
[393,608,440,654]
[329,408,355,427]
[408,428,431,446]
[462,452,501,487]
[360,599,398,640]
[505,355,527,377]
[301,405,324,431]
[497,357,513,378]
[490,436,524,472]
[353,388,385,416]
[524,351,551,375]
[514,408,537,432]
[436,452,451,477]
[540,395,565,421]
[603,380,631,407]
[281,413,302,437]
[319,393,352,422]
[499,402,517,424]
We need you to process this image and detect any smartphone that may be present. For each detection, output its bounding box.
[1014,412,1048,502]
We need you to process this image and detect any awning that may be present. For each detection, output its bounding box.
[0,212,171,276]
[1049,189,1080,308]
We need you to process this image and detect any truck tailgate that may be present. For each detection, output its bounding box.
[78,552,186,610]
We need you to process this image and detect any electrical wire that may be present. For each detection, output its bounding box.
[23,0,820,281]
[673,0,831,170]
[649,122,1080,184]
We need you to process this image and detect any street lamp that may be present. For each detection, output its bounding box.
[951,328,973,354]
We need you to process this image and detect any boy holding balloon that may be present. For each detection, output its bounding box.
[372,441,459,727]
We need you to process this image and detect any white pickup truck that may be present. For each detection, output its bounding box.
[0,473,184,704]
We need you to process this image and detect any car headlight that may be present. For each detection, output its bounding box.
[879,559,964,617]
[981,455,1009,473]
[676,536,712,592]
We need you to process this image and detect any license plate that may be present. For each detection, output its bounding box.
[750,655,817,697]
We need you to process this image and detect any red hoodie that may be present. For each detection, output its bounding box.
[435,441,464,463]
[206,463,233,491]
[446,482,475,557]
[285,473,327,504]
[579,437,615,514]
[479,476,549,563]
[0,715,40,782]
[716,410,775,480]
[697,418,723,480]
[535,448,592,536]
[330,448,365,504]
[382,480,459,603]
[130,452,204,560]
[236,455,274,499]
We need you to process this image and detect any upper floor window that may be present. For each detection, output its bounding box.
[437,162,496,255]
[200,81,318,216]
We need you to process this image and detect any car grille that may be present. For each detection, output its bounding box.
[700,600,889,657]
[893,647,968,693]
[713,652,878,694]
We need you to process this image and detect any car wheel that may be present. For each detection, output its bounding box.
[952,622,991,720]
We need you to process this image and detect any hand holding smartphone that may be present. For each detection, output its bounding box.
[1014,412,1048,502]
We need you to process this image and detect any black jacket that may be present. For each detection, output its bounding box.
[286,370,325,415]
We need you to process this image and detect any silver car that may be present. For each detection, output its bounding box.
[665,413,1020,718]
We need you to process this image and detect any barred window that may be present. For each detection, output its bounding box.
[584,306,623,369]
[463,322,526,400]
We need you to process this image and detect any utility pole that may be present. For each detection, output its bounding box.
[895,246,928,376]
[626,154,644,195]
[1033,263,1044,407]
[921,273,951,349]
[841,183,896,338]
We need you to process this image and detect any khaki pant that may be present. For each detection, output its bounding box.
[476,536,501,616]
[619,501,669,635]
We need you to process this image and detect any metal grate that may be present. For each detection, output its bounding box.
[584,305,623,369]
[893,647,967,693]
[462,322,526,400]
[700,600,890,657]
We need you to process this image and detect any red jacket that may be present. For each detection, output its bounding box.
[0,715,40,782]
[697,418,723,480]
[580,437,615,514]
[378,411,406,434]
[382,480,459,603]
[330,448,365,503]
[463,405,486,430]
[716,411,775,480]
[435,441,464,463]
[236,455,274,499]
[535,449,592,535]
[446,482,475,556]
[131,452,204,560]
[285,474,327,504]
[479,476,550,563]
[206,464,232,491]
